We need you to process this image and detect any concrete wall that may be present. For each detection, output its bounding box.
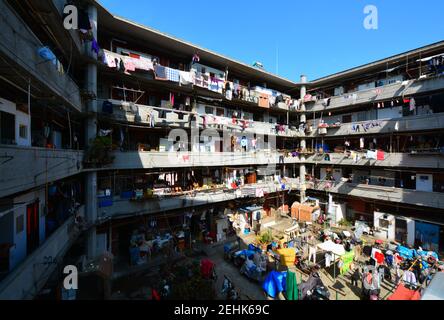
[110,150,300,170]
[0,97,31,147]
[0,1,82,111]
[315,113,444,137]
[306,152,444,169]
[312,181,444,210]
[0,145,84,198]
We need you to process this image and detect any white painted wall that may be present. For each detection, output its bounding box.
[0,97,31,146]
[377,106,402,120]
[374,211,396,241]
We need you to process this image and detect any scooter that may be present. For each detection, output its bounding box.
[305,285,331,300]
[221,276,240,300]
[240,262,265,282]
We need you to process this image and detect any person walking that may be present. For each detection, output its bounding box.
[351,264,361,288]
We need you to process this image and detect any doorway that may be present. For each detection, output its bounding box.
[26,200,40,255]
[395,218,407,244]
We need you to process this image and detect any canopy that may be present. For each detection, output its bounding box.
[387,285,421,300]
[317,240,346,256]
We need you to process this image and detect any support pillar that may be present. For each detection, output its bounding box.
[84,4,98,260]
[299,75,307,203]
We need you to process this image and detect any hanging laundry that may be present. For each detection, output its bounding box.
[360,137,364,149]
[366,150,377,160]
[409,97,416,111]
[192,53,200,64]
[122,56,136,72]
[154,65,167,80]
[38,47,57,65]
[165,67,180,82]
[169,93,175,106]
[376,150,385,161]
[91,38,100,55]
[179,71,193,85]
[133,56,153,71]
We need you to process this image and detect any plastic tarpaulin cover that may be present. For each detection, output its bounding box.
[387,285,421,300]
[340,251,355,275]
[276,248,296,267]
[262,271,287,298]
[397,245,417,260]
[285,270,299,300]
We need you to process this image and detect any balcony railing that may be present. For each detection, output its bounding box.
[309,180,444,209]
[97,181,298,220]
[311,113,444,137]
[98,99,303,138]
[0,145,84,198]
[305,151,444,168]
[306,75,444,112]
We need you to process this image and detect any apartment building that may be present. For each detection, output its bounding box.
[0,0,443,299]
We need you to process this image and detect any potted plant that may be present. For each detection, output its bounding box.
[257,230,273,251]
[84,136,115,167]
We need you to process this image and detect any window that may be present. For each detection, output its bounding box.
[19,124,27,139]
[379,218,390,229]
[205,106,214,115]
[16,214,24,234]
[0,111,15,144]
[216,108,225,117]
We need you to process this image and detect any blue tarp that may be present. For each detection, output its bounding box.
[234,250,256,259]
[417,250,439,261]
[397,245,417,260]
[262,271,287,298]
[248,244,262,253]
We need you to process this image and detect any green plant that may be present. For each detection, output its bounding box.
[84,136,114,167]
[338,218,353,227]
[257,230,273,244]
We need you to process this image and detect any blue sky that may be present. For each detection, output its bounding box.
[99,0,444,82]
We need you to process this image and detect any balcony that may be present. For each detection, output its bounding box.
[110,151,302,170]
[0,145,84,198]
[305,152,444,169]
[0,210,82,300]
[307,75,444,113]
[97,182,298,220]
[310,181,444,210]
[314,113,444,137]
[99,99,303,138]
[0,1,82,112]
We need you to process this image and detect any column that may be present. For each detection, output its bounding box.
[85,4,98,260]
[299,75,307,203]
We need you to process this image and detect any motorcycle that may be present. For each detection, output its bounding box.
[240,261,265,282]
[299,271,330,300]
[221,276,240,300]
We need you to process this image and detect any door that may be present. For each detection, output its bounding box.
[26,200,40,255]
[395,218,407,244]
[415,221,439,252]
